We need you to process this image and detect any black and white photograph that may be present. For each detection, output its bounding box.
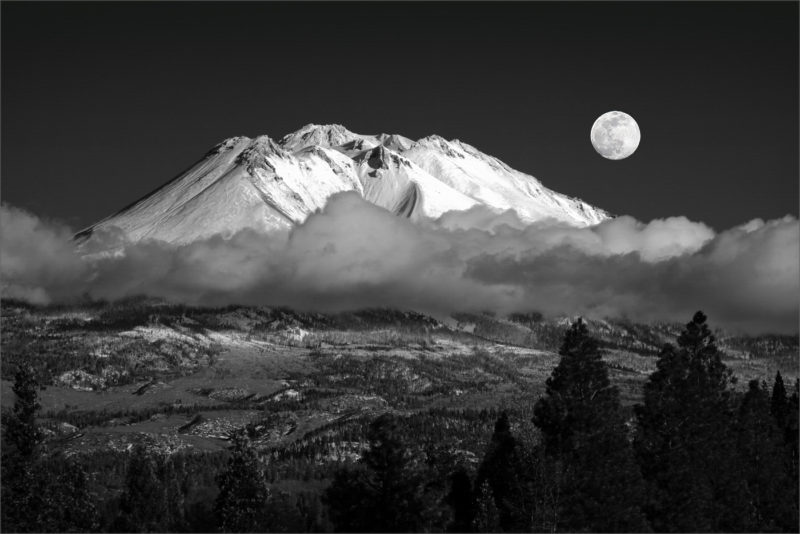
[1,1,798,532]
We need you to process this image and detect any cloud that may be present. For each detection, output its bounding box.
[592,215,715,261]
[1,194,797,334]
[0,204,89,303]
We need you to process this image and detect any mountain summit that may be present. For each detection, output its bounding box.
[76,124,610,244]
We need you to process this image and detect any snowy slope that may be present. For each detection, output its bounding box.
[402,136,608,225]
[352,145,478,219]
[76,124,610,245]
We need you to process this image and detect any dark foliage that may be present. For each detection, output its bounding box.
[324,414,434,532]
[214,431,270,533]
[2,453,100,532]
[735,380,798,531]
[532,319,648,532]
[1,304,797,533]
[113,444,169,532]
[781,379,799,483]
[445,467,475,532]
[474,412,528,531]
[1,370,99,532]
[472,479,501,532]
[635,311,773,532]
[3,366,43,458]
[533,319,620,455]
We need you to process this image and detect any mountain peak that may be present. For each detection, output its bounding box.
[378,133,415,152]
[353,144,413,172]
[237,136,289,170]
[297,123,349,135]
[206,135,251,156]
[416,134,447,144]
[414,134,465,158]
[280,123,361,152]
[77,124,611,246]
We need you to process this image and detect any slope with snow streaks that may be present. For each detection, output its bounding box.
[403,136,608,225]
[353,145,477,219]
[77,124,610,246]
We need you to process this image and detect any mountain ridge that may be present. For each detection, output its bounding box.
[76,124,611,245]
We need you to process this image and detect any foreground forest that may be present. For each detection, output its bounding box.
[1,300,798,532]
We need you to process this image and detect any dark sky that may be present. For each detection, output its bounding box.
[2,1,797,231]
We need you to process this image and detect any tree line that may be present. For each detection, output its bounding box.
[321,312,798,532]
[1,311,798,532]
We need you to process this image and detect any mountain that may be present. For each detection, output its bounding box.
[75,124,610,245]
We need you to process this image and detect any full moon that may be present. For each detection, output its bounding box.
[590,111,641,160]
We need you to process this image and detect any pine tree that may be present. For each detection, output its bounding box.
[1,452,102,532]
[114,444,168,532]
[770,371,798,495]
[362,413,429,531]
[215,431,270,533]
[4,366,43,458]
[525,445,565,533]
[472,480,501,533]
[635,311,747,532]
[533,319,619,455]
[324,413,430,532]
[324,466,373,532]
[160,455,188,532]
[446,467,475,533]
[678,311,734,400]
[475,412,526,532]
[735,380,798,531]
[1,366,45,532]
[770,371,788,426]
[24,454,100,532]
[531,318,648,532]
[785,380,799,487]
[783,380,800,512]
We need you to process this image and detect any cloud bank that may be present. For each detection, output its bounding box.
[1,194,797,334]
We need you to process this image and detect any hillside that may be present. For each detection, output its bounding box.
[2,299,795,456]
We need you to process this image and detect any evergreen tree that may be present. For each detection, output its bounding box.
[421,443,462,532]
[786,380,799,476]
[215,431,270,533]
[2,455,101,532]
[446,467,475,533]
[1,370,99,533]
[635,311,747,532]
[533,319,619,455]
[114,444,168,532]
[324,466,373,532]
[735,380,798,531]
[770,372,798,494]
[1,366,44,532]
[264,491,306,532]
[160,455,188,532]
[24,454,100,533]
[4,366,43,458]
[475,412,526,532]
[472,480,501,533]
[770,371,788,426]
[785,380,799,505]
[525,445,565,534]
[324,413,430,532]
[533,318,648,532]
[559,424,650,532]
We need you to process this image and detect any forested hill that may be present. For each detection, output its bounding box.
[1,300,798,532]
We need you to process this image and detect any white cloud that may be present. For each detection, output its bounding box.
[0,204,88,303]
[1,195,797,333]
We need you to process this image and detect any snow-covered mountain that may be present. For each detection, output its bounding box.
[76,124,610,245]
